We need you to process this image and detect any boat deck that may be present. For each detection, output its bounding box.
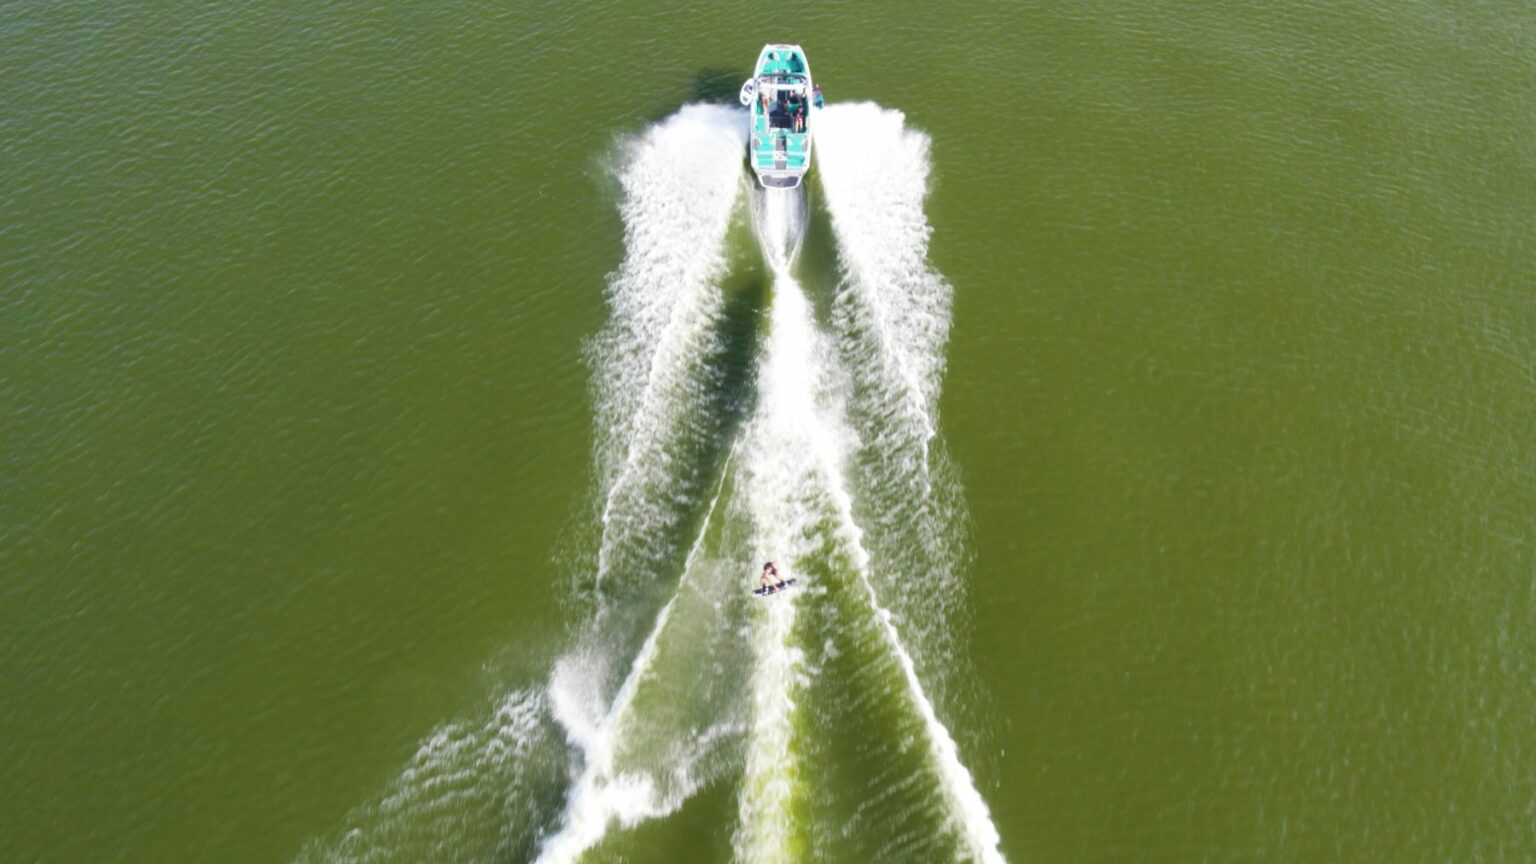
[747,46,811,180]
[750,112,810,172]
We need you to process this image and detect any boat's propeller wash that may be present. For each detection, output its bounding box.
[299,98,1005,863]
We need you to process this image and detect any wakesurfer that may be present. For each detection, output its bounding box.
[759,561,786,593]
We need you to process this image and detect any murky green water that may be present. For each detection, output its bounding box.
[3,2,1533,862]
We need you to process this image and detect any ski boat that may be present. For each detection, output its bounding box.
[738,44,823,189]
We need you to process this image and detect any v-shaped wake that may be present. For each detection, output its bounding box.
[299,101,1005,864]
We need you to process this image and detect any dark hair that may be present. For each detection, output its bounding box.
[763,562,774,570]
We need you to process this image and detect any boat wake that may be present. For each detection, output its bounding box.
[750,186,808,273]
[732,269,853,862]
[816,102,969,667]
[294,687,562,863]
[297,100,1005,864]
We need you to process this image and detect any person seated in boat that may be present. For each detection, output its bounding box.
[780,92,797,132]
[794,98,805,133]
[769,93,791,130]
[759,561,785,592]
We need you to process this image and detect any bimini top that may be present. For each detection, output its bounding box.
[739,44,815,189]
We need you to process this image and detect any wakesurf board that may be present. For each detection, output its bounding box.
[752,578,798,597]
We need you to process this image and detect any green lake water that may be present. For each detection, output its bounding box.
[3,2,1533,862]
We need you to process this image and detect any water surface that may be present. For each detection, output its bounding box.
[3,2,1533,862]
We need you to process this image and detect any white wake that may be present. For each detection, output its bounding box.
[299,105,751,864]
[589,103,748,596]
[731,269,860,863]
[816,101,1006,864]
[301,99,1008,864]
[535,453,741,863]
[295,688,559,864]
[537,103,753,862]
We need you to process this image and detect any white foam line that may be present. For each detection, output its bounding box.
[810,426,1004,863]
[590,104,748,591]
[809,392,1004,864]
[734,570,804,864]
[296,688,554,863]
[730,256,1002,860]
[536,105,749,862]
[750,186,808,273]
[536,447,737,864]
[734,275,826,864]
[817,103,1003,862]
[816,102,953,495]
[846,563,1005,864]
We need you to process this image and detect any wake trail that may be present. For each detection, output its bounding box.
[733,272,853,864]
[839,566,1006,864]
[732,267,1004,863]
[537,103,756,859]
[296,105,750,864]
[535,449,742,863]
[750,186,808,273]
[815,100,973,699]
[535,103,761,861]
[295,688,561,864]
[589,103,749,601]
[816,103,951,417]
[814,102,1005,862]
[549,102,748,813]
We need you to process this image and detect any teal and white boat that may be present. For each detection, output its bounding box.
[738,44,822,189]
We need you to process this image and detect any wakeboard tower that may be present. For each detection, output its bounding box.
[738,44,823,189]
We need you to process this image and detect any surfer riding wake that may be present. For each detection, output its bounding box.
[759,561,786,593]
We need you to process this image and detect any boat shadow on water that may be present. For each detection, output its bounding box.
[638,69,749,125]
[691,68,745,104]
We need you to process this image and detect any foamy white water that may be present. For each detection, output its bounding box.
[536,454,740,863]
[538,104,757,862]
[589,103,748,594]
[732,269,1003,863]
[296,688,558,864]
[302,106,754,864]
[815,101,972,690]
[733,274,857,863]
[844,577,1007,864]
[750,186,808,273]
[816,102,951,420]
[816,102,1004,863]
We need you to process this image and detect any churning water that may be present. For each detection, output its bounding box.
[297,101,1005,863]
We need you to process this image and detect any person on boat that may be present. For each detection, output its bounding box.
[759,561,785,592]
